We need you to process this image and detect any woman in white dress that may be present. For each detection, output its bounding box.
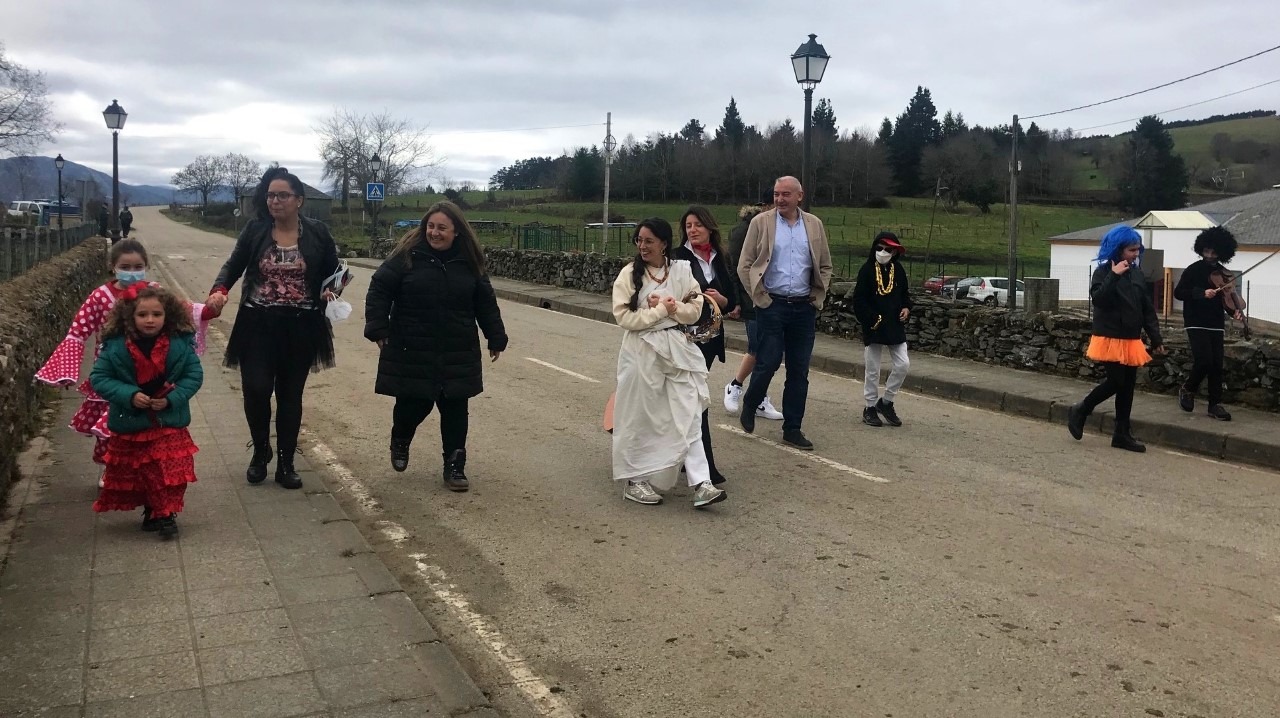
[611,218,727,509]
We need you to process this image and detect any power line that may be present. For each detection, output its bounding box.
[1071,78,1280,133]
[1022,43,1280,120]
[425,122,604,137]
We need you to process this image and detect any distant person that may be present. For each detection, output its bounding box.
[1067,225,1166,452]
[1173,227,1241,421]
[90,284,203,539]
[119,205,133,238]
[722,203,784,422]
[97,204,109,237]
[851,232,912,427]
[735,176,833,450]
[364,201,508,492]
[205,167,344,489]
[611,218,725,509]
[672,205,736,485]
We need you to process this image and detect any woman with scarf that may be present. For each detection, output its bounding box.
[1067,225,1166,452]
[672,206,737,485]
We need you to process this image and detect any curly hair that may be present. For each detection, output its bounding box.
[103,285,195,340]
[1193,226,1237,264]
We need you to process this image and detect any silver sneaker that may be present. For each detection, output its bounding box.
[692,482,726,508]
[624,481,662,505]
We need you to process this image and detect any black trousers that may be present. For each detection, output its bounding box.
[392,395,469,455]
[239,327,314,457]
[1184,329,1224,405]
[1081,362,1138,429]
[698,345,721,478]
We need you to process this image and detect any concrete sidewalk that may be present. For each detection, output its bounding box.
[0,341,493,717]
[472,271,1280,470]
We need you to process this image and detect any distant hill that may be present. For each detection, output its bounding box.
[1067,114,1280,194]
[0,156,233,207]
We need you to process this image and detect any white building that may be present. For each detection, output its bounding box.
[1049,188,1280,325]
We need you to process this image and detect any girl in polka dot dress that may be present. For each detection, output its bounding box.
[34,239,218,467]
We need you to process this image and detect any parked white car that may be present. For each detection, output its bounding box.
[964,276,1025,307]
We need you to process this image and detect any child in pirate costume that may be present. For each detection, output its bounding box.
[1172,227,1241,421]
[851,231,912,427]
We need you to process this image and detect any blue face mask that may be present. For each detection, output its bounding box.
[116,269,146,286]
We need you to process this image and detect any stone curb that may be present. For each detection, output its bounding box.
[483,280,1280,472]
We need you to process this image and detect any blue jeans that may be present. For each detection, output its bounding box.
[741,301,816,432]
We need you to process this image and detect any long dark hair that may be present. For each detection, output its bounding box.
[627,217,673,311]
[679,205,724,254]
[252,166,306,221]
[386,201,486,274]
[102,284,195,340]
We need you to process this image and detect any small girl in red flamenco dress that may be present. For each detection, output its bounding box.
[34,239,217,470]
[90,283,204,538]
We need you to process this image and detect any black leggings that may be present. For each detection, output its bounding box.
[1184,329,1224,405]
[1081,362,1138,426]
[393,395,469,455]
[699,347,720,477]
[239,332,314,457]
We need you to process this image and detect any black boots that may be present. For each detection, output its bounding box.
[1110,421,1146,453]
[390,437,412,472]
[1066,403,1086,440]
[443,449,469,492]
[275,449,303,489]
[246,441,272,484]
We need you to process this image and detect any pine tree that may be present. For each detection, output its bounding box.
[887,86,942,196]
[1117,116,1189,216]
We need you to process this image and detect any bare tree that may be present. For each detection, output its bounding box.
[317,108,366,208]
[172,155,228,206]
[365,110,439,194]
[0,43,61,156]
[223,152,261,202]
[316,108,439,207]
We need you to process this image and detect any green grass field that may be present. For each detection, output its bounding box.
[330,194,1120,282]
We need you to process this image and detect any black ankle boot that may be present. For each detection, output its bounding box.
[246,441,272,484]
[1066,403,1087,441]
[275,449,303,489]
[443,449,469,492]
[1110,421,1146,453]
[390,436,412,473]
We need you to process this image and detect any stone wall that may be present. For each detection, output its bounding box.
[0,239,109,504]
[483,248,1280,412]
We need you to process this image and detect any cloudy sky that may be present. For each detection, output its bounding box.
[9,0,1279,190]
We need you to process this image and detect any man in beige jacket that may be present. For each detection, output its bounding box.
[736,176,833,449]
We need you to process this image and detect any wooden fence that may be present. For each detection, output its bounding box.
[0,223,101,282]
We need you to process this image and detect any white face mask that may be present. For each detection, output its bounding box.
[875,250,892,265]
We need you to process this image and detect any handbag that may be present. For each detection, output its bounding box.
[679,290,723,343]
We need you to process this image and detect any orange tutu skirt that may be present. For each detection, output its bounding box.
[1085,336,1151,367]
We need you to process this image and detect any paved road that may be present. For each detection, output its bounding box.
[140,208,1280,718]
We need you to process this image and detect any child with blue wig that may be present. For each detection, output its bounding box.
[1066,225,1166,452]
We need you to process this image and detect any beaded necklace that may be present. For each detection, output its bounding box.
[874,263,895,296]
[645,260,670,285]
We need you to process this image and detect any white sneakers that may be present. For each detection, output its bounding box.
[723,382,783,420]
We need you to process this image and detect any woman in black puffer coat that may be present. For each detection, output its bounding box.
[364,201,508,492]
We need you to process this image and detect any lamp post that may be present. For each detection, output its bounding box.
[601,112,616,255]
[369,152,382,240]
[54,154,66,234]
[791,34,829,210]
[102,100,127,243]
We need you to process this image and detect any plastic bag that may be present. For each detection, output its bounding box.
[325,297,353,323]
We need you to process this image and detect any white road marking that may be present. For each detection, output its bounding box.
[408,555,578,718]
[525,357,600,383]
[165,254,186,260]
[305,434,382,513]
[375,520,409,545]
[717,424,891,483]
[1162,450,1277,476]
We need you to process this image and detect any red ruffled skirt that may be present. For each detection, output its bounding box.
[94,427,199,516]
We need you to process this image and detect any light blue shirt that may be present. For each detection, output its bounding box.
[763,211,812,298]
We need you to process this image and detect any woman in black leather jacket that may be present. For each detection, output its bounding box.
[205,167,341,489]
[1066,225,1166,452]
[363,201,507,492]
[672,206,736,485]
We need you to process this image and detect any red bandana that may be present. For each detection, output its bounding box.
[691,243,713,263]
[126,334,170,387]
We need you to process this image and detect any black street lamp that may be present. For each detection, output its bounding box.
[54,154,66,233]
[102,100,128,243]
[368,152,383,239]
[791,34,830,210]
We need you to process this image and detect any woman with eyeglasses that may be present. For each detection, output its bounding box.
[205,167,342,489]
[610,217,726,510]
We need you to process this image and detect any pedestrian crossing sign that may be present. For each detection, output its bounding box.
[366,183,385,202]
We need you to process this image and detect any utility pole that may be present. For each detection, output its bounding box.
[602,113,616,255]
[1007,114,1020,311]
[923,175,946,274]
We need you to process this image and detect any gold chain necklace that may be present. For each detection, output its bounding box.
[874,264,895,296]
[645,261,669,285]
